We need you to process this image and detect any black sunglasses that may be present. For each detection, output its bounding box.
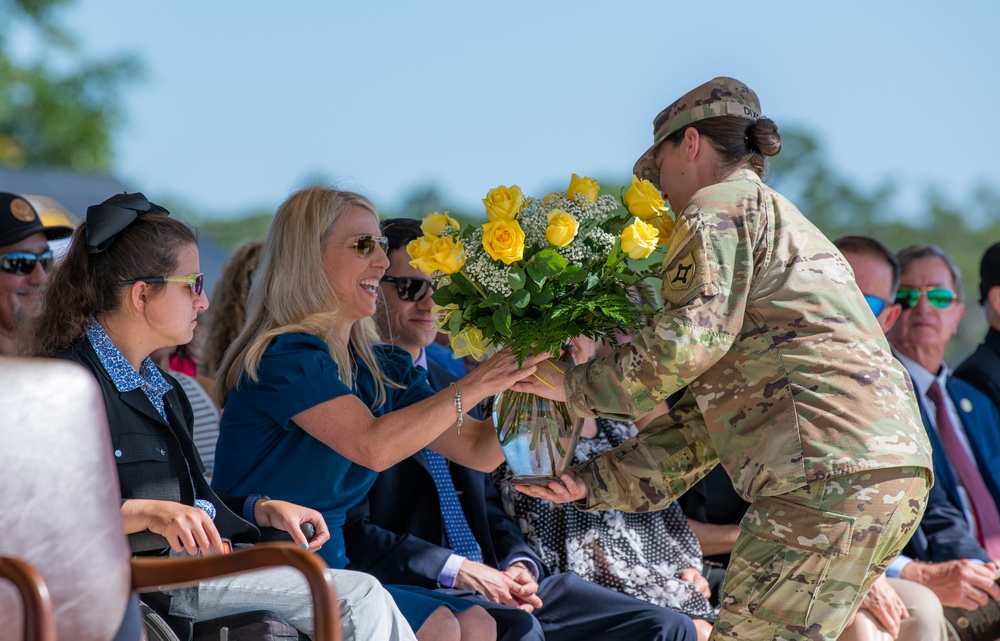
[0,250,54,276]
[381,275,433,302]
[119,273,205,296]
[353,235,389,257]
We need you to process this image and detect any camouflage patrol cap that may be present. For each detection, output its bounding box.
[633,77,762,185]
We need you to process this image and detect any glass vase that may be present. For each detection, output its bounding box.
[492,390,585,485]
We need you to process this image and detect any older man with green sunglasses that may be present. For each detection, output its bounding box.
[887,245,1000,564]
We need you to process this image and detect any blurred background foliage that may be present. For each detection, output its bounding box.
[3,0,997,360]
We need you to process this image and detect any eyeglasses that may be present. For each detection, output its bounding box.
[119,273,205,296]
[353,235,389,257]
[381,275,433,302]
[895,287,957,310]
[863,295,887,317]
[0,250,54,276]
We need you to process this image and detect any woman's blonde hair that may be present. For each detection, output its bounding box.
[213,186,394,407]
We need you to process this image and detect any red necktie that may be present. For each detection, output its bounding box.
[927,381,1000,559]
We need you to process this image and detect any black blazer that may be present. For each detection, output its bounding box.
[59,340,259,547]
[955,327,1000,416]
[342,361,546,587]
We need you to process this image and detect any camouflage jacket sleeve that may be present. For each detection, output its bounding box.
[565,184,763,420]
[572,389,719,512]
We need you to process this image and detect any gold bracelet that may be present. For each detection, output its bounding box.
[450,382,464,434]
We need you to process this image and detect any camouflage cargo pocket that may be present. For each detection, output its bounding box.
[726,493,857,628]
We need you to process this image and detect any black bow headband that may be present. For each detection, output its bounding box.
[86,192,170,253]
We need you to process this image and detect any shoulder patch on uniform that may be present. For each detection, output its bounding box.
[666,252,696,290]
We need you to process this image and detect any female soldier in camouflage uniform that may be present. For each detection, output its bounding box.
[514,77,933,641]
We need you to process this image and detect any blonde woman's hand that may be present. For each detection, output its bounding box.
[514,472,586,503]
[254,499,331,551]
[459,348,549,404]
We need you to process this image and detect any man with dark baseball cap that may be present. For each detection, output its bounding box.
[0,192,74,354]
[955,241,1000,412]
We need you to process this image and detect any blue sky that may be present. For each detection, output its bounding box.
[19,1,1000,219]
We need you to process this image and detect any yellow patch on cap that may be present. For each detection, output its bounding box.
[10,198,35,222]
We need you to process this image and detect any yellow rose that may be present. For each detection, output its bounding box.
[407,235,437,275]
[566,173,599,202]
[450,327,491,361]
[421,212,461,237]
[482,185,523,221]
[482,219,525,264]
[624,176,667,221]
[424,236,466,274]
[545,209,579,247]
[620,219,659,259]
[649,215,675,243]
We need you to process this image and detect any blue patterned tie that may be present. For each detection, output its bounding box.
[422,448,483,562]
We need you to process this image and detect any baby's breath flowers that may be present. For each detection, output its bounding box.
[408,175,672,362]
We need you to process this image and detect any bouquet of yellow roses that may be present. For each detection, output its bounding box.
[408,173,672,479]
[408,173,673,365]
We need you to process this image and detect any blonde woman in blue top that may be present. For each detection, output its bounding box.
[212,186,545,641]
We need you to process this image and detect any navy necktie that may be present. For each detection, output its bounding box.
[422,448,483,563]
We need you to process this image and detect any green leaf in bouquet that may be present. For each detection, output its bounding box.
[526,266,546,291]
[474,316,492,329]
[585,274,599,289]
[508,268,526,291]
[530,289,554,306]
[431,287,463,307]
[561,265,588,285]
[605,239,624,267]
[511,289,530,311]
[486,291,506,306]
[448,309,465,335]
[492,307,512,337]
[450,272,481,298]
[532,249,569,277]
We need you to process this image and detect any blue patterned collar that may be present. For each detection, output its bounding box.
[85,319,173,420]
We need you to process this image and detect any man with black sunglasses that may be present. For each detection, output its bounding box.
[0,192,72,355]
[887,245,1000,568]
[345,217,697,641]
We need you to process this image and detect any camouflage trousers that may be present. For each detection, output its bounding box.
[712,466,929,641]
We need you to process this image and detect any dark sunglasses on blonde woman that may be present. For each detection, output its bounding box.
[353,235,389,257]
[381,275,433,302]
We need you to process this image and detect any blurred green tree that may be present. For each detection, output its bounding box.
[0,0,140,171]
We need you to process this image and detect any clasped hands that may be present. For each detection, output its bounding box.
[454,559,544,612]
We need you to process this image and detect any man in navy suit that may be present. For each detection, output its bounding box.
[343,218,696,641]
[884,244,1000,594]
[832,237,998,617]
[955,241,1000,413]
